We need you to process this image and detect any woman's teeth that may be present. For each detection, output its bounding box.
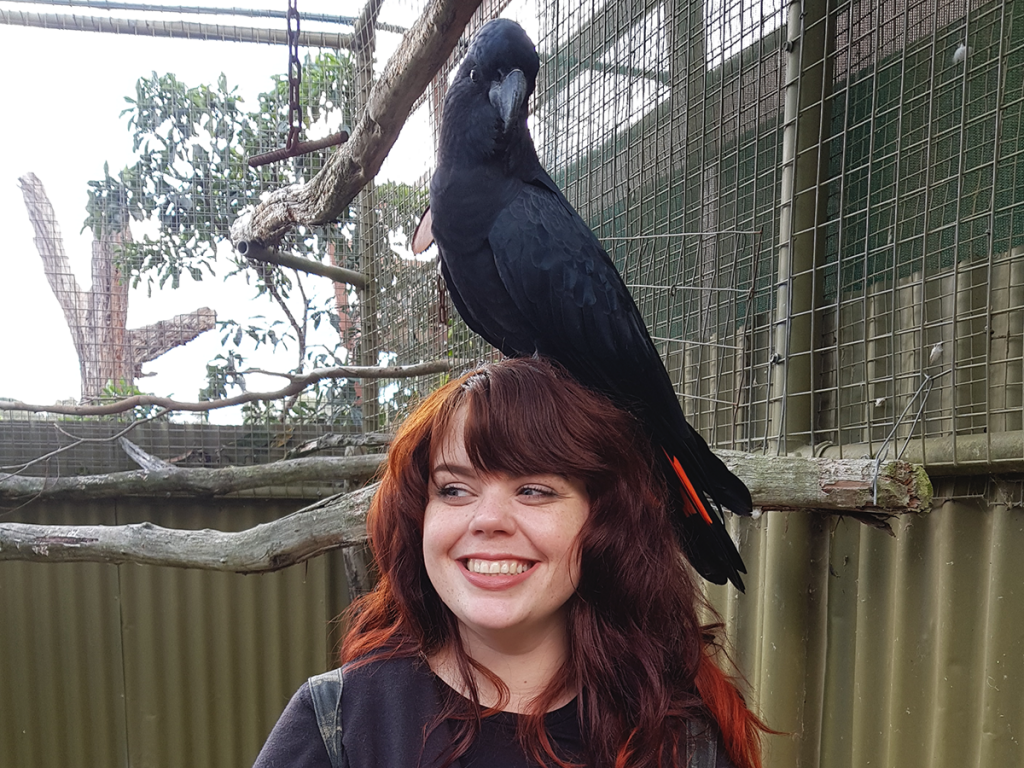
[465,558,531,575]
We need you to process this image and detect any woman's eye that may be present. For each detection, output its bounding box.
[519,485,554,497]
[437,484,468,498]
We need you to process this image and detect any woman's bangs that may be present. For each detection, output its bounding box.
[457,381,604,479]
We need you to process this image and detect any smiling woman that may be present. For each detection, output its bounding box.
[252,357,769,768]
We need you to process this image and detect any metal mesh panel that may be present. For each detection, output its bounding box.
[818,0,1023,466]
[6,0,1022,472]
[528,0,786,450]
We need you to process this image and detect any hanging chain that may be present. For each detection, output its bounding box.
[285,0,302,152]
[247,0,349,167]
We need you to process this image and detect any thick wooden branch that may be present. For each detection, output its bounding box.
[0,484,377,572]
[127,308,218,365]
[718,451,932,515]
[230,0,484,248]
[0,360,450,416]
[285,431,392,459]
[0,454,932,571]
[0,455,384,501]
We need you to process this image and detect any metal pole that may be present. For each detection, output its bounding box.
[0,9,353,46]
[769,0,834,454]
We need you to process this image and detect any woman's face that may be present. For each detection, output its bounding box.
[423,413,589,650]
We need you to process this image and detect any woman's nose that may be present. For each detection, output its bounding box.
[470,491,516,535]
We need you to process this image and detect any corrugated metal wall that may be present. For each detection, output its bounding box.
[0,498,347,768]
[708,477,1024,767]
[6,488,1019,768]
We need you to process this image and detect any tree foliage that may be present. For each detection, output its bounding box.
[86,53,357,291]
[78,52,432,426]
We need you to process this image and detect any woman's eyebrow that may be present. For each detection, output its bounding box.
[431,462,476,477]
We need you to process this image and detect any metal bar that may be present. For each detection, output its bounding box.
[770,0,832,455]
[0,0,407,31]
[353,0,383,432]
[0,9,354,46]
[819,429,1024,476]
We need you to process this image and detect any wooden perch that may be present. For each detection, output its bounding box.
[718,451,932,523]
[0,484,377,573]
[0,454,932,571]
[230,0,484,249]
[0,455,384,501]
[237,241,367,289]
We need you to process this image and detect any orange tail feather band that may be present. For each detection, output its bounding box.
[663,450,714,526]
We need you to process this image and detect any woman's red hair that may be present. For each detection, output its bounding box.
[342,357,768,768]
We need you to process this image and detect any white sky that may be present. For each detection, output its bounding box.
[0,0,535,420]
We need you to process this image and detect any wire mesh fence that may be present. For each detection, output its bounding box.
[532,0,787,451]
[817,0,1023,466]
[2,0,1022,477]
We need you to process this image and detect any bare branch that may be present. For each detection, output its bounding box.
[0,455,384,501]
[118,438,175,471]
[0,484,377,572]
[237,242,368,289]
[285,431,392,459]
[718,451,932,517]
[0,360,450,416]
[18,173,87,349]
[1,410,171,474]
[127,308,217,365]
[230,0,484,248]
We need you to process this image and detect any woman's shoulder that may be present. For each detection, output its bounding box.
[252,656,440,768]
[251,684,331,768]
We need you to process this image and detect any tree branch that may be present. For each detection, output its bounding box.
[0,360,450,416]
[18,173,87,350]
[229,0,484,248]
[0,455,932,570]
[0,455,384,501]
[0,484,377,572]
[718,451,932,517]
[237,242,367,289]
[285,431,392,459]
[127,308,218,365]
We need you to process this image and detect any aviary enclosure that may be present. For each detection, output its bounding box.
[0,0,1021,766]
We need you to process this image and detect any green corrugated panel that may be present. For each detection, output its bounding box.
[0,503,128,768]
[0,498,345,768]
[712,479,1024,767]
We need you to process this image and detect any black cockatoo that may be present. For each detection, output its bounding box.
[420,19,752,589]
